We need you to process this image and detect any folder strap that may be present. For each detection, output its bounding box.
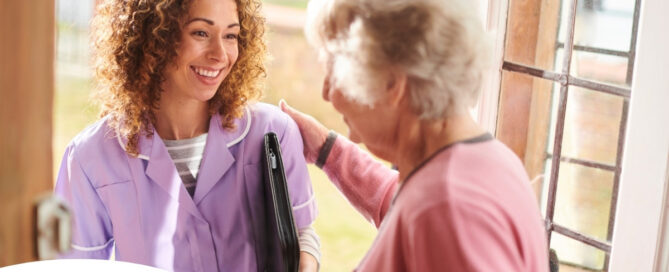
[315,130,338,169]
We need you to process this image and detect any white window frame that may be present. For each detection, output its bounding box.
[476,0,508,134]
[479,0,669,270]
[609,0,669,270]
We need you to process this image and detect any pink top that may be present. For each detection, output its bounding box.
[321,135,548,271]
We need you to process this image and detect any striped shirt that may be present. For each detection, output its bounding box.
[162,133,321,263]
[163,133,208,197]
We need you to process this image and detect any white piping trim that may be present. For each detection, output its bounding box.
[71,238,114,252]
[227,107,252,147]
[115,107,250,159]
[116,132,150,160]
[292,194,316,211]
[171,155,203,163]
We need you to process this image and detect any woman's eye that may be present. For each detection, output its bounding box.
[192,30,208,38]
[225,33,239,40]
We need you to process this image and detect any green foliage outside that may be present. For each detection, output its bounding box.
[263,0,309,9]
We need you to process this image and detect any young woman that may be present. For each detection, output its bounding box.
[55,0,319,271]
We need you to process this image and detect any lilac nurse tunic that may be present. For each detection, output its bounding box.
[54,103,317,271]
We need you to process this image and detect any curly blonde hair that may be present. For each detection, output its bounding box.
[92,0,266,156]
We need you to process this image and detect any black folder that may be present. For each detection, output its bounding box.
[262,132,300,272]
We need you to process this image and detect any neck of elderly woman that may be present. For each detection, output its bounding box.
[394,111,485,182]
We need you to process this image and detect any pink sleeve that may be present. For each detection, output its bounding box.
[321,136,399,228]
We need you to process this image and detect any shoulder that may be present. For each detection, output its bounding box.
[248,102,291,127]
[247,102,298,138]
[437,139,531,194]
[65,115,126,167]
[394,144,546,269]
[235,102,304,159]
[396,141,531,219]
[67,116,114,152]
[451,139,528,178]
[397,140,544,237]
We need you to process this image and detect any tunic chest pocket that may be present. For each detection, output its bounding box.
[95,179,196,269]
[94,180,142,259]
[95,180,138,224]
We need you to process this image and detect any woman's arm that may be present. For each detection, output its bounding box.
[276,109,321,271]
[298,225,320,272]
[54,145,114,259]
[280,100,399,227]
[320,135,398,227]
[277,108,318,229]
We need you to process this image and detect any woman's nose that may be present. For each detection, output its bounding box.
[207,39,227,62]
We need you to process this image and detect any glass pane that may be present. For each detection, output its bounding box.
[56,0,93,74]
[542,160,612,270]
[571,50,630,87]
[552,160,614,240]
[551,232,606,271]
[545,83,563,157]
[558,0,637,53]
[54,0,97,173]
[498,71,559,202]
[562,86,625,165]
[503,0,563,72]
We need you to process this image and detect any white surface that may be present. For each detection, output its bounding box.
[658,158,669,271]
[608,0,669,270]
[0,260,166,272]
[475,0,508,134]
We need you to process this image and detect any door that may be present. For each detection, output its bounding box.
[0,0,55,266]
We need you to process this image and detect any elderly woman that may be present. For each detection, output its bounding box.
[54,0,320,271]
[280,0,549,270]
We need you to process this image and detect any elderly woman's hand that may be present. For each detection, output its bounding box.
[279,99,329,164]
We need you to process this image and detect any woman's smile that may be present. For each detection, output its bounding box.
[190,65,224,86]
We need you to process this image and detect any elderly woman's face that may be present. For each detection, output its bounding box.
[323,57,401,159]
[162,0,240,102]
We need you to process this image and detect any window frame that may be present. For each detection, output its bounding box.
[608,0,669,270]
[479,0,669,270]
[475,0,508,134]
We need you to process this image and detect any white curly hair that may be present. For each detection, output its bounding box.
[305,0,491,119]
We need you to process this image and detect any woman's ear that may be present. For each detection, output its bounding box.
[385,69,408,107]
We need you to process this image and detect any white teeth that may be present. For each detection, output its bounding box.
[194,67,220,78]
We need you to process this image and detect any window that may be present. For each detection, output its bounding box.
[491,0,641,270]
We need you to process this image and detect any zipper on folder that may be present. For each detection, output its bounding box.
[269,150,278,170]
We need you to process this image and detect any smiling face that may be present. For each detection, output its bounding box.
[161,0,240,104]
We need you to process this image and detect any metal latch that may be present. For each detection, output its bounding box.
[34,194,71,260]
[269,151,278,170]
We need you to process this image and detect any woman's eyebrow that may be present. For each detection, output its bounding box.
[185,17,215,26]
[185,18,240,29]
